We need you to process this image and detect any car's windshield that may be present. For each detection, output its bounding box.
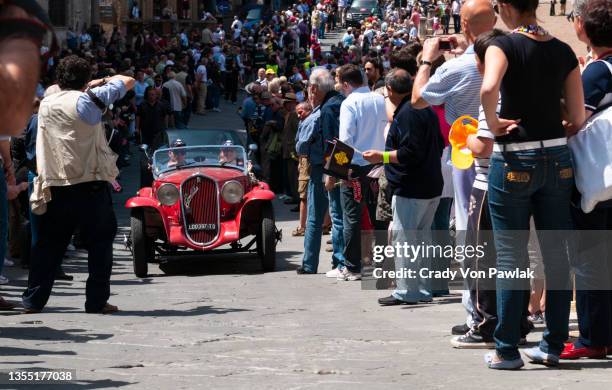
[153,145,247,177]
[350,0,378,9]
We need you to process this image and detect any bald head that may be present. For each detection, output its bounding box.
[461,0,497,42]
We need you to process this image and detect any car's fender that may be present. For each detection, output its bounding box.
[235,184,275,234]
[125,189,172,237]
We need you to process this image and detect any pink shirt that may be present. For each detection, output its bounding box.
[432,105,450,146]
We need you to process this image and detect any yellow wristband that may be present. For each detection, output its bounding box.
[382,151,390,164]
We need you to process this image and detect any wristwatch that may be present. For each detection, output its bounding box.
[420,60,432,67]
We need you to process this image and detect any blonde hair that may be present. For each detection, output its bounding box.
[268,77,282,94]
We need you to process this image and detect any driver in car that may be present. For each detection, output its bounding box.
[167,139,193,167]
[219,140,243,167]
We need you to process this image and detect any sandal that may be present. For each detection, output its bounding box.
[291,227,305,237]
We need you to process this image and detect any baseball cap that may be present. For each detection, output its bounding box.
[265,68,276,75]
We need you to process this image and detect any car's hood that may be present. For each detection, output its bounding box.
[156,167,246,185]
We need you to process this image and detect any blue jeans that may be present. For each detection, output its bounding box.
[0,167,7,276]
[431,197,453,294]
[173,111,186,129]
[301,164,344,272]
[209,84,220,109]
[488,146,573,360]
[391,195,440,303]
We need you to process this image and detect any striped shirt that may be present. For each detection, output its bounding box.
[420,45,482,126]
[473,100,500,191]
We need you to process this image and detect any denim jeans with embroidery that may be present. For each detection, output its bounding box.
[488,145,573,360]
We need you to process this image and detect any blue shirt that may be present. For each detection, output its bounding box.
[24,114,38,162]
[338,86,387,166]
[582,56,612,113]
[76,79,127,126]
[240,97,257,120]
[134,80,148,106]
[420,45,482,125]
[295,106,322,161]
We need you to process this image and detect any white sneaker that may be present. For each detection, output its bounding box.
[66,243,76,251]
[325,268,344,278]
[213,108,221,112]
[337,267,361,281]
[0,275,9,285]
[4,258,14,267]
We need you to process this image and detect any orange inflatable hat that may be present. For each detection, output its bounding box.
[449,115,478,169]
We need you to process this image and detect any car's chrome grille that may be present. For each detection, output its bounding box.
[181,175,219,245]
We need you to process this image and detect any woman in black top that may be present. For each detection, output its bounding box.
[480,0,585,369]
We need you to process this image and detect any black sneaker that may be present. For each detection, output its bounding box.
[452,323,470,335]
[378,295,417,306]
[451,329,495,349]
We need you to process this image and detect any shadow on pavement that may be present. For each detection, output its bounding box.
[0,327,113,343]
[0,346,77,356]
[113,305,249,317]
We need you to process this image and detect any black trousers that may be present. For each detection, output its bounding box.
[341,165,382,273]
[571,205,612,347]
[22,182,117,312]
[467,188,530,339]
[224,72,238,103]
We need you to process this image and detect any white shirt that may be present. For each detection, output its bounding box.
[196,64,208,83]
[231,19,243,30]
[452,0,461,15]
[339,87,388,166]
[163,79,187,112]
[473,100,499,190]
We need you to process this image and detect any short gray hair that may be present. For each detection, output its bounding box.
[385,68,413,94]
[308,68,335,93]
[574,0,588,16]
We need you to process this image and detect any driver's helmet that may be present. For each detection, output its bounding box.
[171,138,187,148]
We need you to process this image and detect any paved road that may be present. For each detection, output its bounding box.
[1,9,610,389]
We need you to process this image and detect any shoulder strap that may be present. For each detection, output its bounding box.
[85,88,107,113]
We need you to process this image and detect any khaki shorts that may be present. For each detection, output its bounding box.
[298,157,310,200]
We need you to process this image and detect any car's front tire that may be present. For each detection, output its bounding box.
[257,205,276,272]
[131,208,153,278]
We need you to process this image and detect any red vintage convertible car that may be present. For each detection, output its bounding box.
[125,137,279,277]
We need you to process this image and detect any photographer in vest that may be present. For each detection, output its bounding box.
[22,55,135,314]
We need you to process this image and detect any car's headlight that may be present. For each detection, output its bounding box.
[221,180,244,204]
[346,13,353,19]
[157,183,179,205]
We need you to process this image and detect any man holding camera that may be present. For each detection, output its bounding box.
[22,55,135,314]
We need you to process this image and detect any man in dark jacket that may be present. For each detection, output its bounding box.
[295,68,345,275]
[363,68,444,305]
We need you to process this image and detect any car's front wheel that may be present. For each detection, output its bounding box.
[257,205,276,272]
[131,208,153,278]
